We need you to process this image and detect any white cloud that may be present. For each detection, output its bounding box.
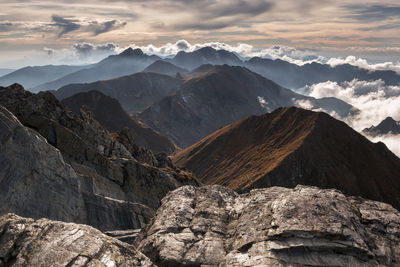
[303,79,400,157]
[327,56,400,74]
[257,96,269,110]
[305,79,400,131]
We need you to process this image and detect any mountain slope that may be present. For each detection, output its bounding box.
[363,116,400,136]
[245,57,400,89]
[139,65,358,148]
[0,65,87,90]
[173,107,400,209]
[62,90,176,154]
[34,48,160,91]
[143,60,188,77]
[53,72,182,113]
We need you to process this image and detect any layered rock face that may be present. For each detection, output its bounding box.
[173,107,400,210]
[135,185,400,267]
[0,84,198,231]
[0,213,154,267]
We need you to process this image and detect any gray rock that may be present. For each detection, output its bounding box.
[0,105,153,231]
[135,185,400,266]
[0,213,155,267]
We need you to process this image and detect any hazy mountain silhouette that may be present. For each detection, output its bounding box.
[0,65,88,91]
[52,72,182,114]
[143,60,188,77]
[363,117,400,136]
[34,48,160,91]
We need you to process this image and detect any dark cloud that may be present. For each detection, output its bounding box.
[73,42,118,59]
[346,4,400,21]
[88,20,127,35]
[51,15,81,37]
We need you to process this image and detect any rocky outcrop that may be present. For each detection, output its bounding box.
[0,84,199,231]
[135,185,400,266]
[0,213,154,267]
[62,90,176,154]
[173,107,400,210]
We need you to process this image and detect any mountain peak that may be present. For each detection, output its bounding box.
[173,106,400,209]
[363,116,400,136]
[119,47,144,57]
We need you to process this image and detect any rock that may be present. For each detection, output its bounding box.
[105,229,142,244]
[0,213,154,267]
[0,84,199,231]
[135,185,400,266]
[0,104,153,231]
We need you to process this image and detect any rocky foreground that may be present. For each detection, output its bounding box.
[1,185,399,266]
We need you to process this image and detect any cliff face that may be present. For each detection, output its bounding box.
[173,107,400,210]
[0,213,155,267]
[135,185,400,267]
[0,84,198,231]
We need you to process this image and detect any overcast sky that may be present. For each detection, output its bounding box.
[1,0,400,68]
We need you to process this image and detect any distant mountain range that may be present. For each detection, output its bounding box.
[363,117,400,136]
[138,65,358,148]
[2,46,400,93]
[61,90,176,154]
[143,60,188,77]
[0,68,14,76]
[0,65,88,90]
[52,72,182,114]
[173,106,400,210]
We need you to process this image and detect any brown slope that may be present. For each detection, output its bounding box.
[62,90,176,154]
[173,107,400,209]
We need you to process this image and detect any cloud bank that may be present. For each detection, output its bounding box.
[302,79,400,157]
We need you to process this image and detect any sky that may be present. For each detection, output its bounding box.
[0,0,400,68]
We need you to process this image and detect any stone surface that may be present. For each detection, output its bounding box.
[135,185,400,266]
[0,84,198,231]
[0,104,153,231]
[0,213,154,267]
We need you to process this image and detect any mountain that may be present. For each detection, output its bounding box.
[138,65,358,148]
[135,185,400,266]
[173,107,400,209]
[143,60,188,77]
[0,213,154,266]
[245,57,400,89]
[52,72,182,114]
[34,48,160,91]
[170,46,243,69]
[62,90,176,154]
[0,84,198,231]
[363,116,400,136]
[0,65,88,91]
[0,68,14,76]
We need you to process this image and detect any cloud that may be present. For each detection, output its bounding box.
[73,42,118,60]
[327,56,400,74]
[51,15,126,37]
[304,79,400,131]
[366,134,400,157]
[88,19,127,36]
[346,4,400,21]
[51,15,81,37]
